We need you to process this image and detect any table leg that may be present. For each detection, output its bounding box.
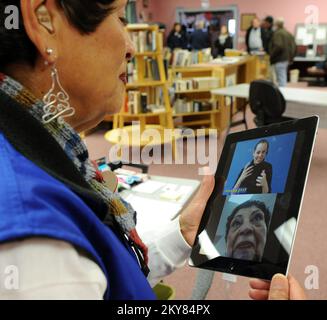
[227,96,248,134]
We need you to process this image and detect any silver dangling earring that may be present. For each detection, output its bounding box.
[42,48,75,124]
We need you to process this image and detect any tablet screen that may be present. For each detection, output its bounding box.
[190,117,319,280]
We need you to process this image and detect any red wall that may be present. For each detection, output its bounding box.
[145,0,327,48]
[136,0,157,22]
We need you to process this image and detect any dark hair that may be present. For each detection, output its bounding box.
[0,0,117,71]
[172,22,181,31]
[225,200,271,242]
[254,139,269,155]
[264,16,274,25]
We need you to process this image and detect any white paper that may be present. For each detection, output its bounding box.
[296,27,307,41]
[126,194,182,232]
[316,28,327,41]
[303,33,314,45]
[177,185,194,202]
[132,180,166,194]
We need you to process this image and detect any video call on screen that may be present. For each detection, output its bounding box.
[213,132,299,264]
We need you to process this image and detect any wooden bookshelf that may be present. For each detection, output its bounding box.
[170,66,223,133]
[170,56,258,133]
[105,24,175,150]
[126,81,165,88]
[109,24,172,127]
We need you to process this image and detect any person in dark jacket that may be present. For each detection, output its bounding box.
[245,17,265,53]
[190,21,210,50]
[167,23,188,50]
[233,140,272,194]
[215,25,233,57]
[269,18,297,87]
[209,24,220,58]
[261,16,274,53]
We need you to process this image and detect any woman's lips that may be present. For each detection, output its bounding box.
[119,73,127,85]
[235,240,255,250]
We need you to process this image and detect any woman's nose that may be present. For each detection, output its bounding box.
[239,223,253,235]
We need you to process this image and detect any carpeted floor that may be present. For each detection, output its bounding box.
[85,101,327,300]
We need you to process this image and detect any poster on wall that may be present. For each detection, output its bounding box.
[201,0,210,9]
[241,13,256,31]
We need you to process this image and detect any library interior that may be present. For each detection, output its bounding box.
[0,0,326,301]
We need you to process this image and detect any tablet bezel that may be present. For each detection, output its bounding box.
[189,116,319,280]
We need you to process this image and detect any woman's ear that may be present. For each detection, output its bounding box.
[36,3,54,34]
[20,0,59,63]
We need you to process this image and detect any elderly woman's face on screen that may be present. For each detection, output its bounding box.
[53,0,134,125]
[253,143,268,165]
[226,205,267,261]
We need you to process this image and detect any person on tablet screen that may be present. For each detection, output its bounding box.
[225,200,271,262]
[233,140,272,194]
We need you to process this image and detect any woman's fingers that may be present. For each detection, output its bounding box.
[249,275,307,300]
[288,275,307,300]
[249,278,270,300]
[256,177,263,186]
[249,289,269,300]
[245,166,254,173]
[249,278,271,290]
[268,274,289,300]
[244,169,253,177]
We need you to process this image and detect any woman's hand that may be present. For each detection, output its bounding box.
[256,170,269,193]
[249,274,307,300]
[234,162,254,191]
[179,168,223,246]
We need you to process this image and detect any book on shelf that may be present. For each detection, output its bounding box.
[150,59,160,81]
[173,99,214,114]
[171,48,212,67]
[173,77,220,92]
[129,30,157,53]
[192,77,220,89]
[127,91,141,114]
[127,57,166,83]
[127,23,150,29]
[125,88,165,114]
[140,93,148,113]
[127,60,138,83]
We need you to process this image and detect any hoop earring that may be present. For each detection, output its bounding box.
[42,50,75,124]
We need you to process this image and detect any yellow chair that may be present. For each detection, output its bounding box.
[224,49,244,57]
[153,282,176,300]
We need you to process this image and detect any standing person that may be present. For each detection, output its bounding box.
[246,17,265,53]
[190,20,210,50]
[209,24,220,58]
[215,25,233,57]
[269,18,297,87]
[261,16,274,53]
[167,22,187,50]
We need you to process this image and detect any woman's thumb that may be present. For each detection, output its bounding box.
[268,274,289,300]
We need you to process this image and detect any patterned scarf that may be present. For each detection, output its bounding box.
[0,73,149,274]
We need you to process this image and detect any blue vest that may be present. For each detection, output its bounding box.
[0,133,156,300]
